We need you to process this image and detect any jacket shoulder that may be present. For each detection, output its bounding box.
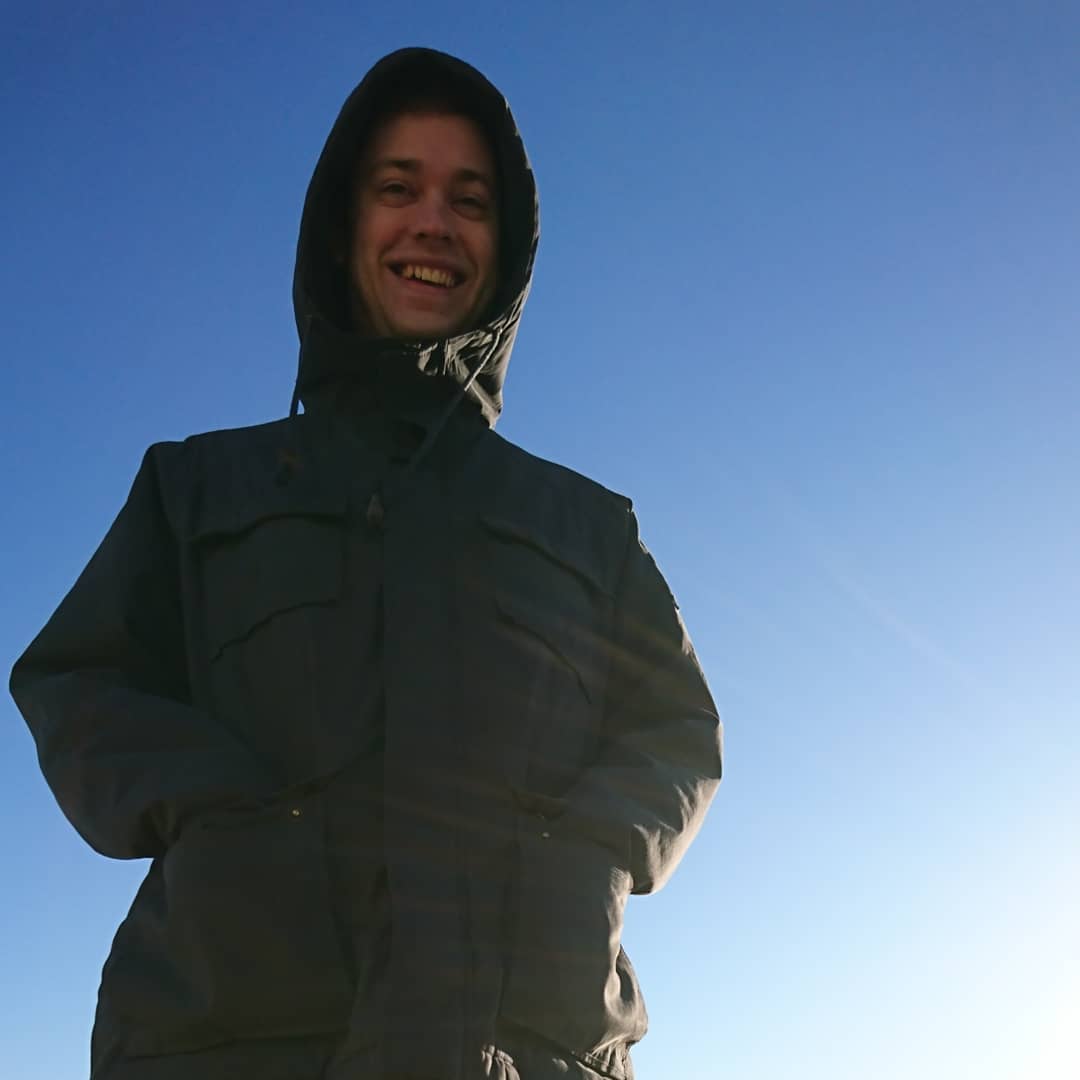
[178,415,302,458]
[145,415,337,540]
[145,416,298,472]
[487,432,632,516]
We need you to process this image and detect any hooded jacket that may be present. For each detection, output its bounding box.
[10,48,722,1080]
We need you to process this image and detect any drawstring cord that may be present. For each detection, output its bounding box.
[289,328,491,530]
[364,353,486,530]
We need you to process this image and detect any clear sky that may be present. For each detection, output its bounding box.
[3,4,1078,1078]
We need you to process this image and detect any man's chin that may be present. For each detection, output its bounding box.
[389,312,472,341]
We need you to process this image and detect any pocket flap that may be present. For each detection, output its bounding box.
[481,514,610,598]
[192,487,348,544]
[199,509,346,657]
[493,588,593,703]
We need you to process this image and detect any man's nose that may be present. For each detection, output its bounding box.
[411,192,454,240]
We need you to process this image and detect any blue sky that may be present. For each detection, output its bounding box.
[3,4,1078,1078]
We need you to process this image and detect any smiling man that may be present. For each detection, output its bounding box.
[11,48,721,1080]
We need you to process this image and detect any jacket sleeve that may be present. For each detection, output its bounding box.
[9,445,272,861]
[532,507,722,895]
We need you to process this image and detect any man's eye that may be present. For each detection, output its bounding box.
[456,195,489,216]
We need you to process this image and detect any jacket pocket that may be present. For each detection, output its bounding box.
[111,800,351,1058]
[493,588,594,705]
[194,501,346,660]
[482,515,612,794]
[499,815,646,1071]
[192,497,349,779]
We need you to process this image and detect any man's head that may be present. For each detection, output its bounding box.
[347,107,499,340]
[293,48,539,424]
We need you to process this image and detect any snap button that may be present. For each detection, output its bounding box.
[275,449,300,487]
[290,808,302,818]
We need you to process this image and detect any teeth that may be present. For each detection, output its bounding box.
[402,264,456,287]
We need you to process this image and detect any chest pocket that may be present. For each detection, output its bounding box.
[481,514,613,794]
[190,487,350,780]
[194,493,348,661]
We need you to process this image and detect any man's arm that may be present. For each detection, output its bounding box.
[500,505,721,1053]
[10,445,272,861]
[520,507,722,893]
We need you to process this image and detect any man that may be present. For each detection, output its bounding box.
[11,48,721,1080]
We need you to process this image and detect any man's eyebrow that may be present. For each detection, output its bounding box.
[371,157,420,174]
[370,158,494,188]
[455,167,494,189]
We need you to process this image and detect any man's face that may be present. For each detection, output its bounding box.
[348,110,499,340]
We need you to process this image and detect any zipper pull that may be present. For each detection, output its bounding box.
[366,491,385,531]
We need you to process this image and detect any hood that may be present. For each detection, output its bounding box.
[291,47,539,427]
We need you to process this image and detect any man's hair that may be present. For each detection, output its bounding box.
[364,71,500,157]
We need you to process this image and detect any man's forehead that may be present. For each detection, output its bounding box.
[362,111,496,180]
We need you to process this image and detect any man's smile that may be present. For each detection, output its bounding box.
[388,263,463,288]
